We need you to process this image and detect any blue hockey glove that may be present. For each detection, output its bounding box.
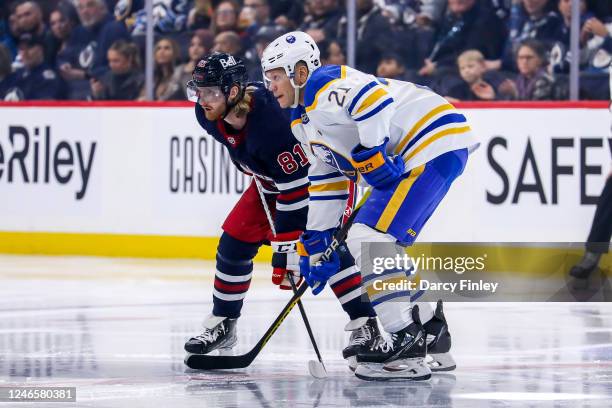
[351,138,405,188]
[296,230,340,295]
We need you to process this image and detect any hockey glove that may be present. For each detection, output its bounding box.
[271,231,302,290]
[351,138,405,189]
[297,230,340,295]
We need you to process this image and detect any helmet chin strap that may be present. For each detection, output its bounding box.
[289,76,308,109]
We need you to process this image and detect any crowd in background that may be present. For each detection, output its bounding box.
[0,0,610,101]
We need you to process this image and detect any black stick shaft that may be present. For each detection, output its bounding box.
[288,273,325,368]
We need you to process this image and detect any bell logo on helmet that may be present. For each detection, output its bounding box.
[285,35,296,44]
[219,55,237,69]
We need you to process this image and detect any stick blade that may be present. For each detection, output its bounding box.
[184,352,254,370]
[308,360,328,379]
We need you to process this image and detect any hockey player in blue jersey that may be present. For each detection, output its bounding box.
[262,32,479,380]
[183,53,377,363]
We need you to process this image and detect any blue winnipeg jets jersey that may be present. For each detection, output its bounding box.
[195,83,309,234]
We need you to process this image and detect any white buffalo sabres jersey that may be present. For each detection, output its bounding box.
[289,65,478,231]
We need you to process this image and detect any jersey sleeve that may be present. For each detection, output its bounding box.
[289,103,350,232]
[344,77,395,149]
[305,152,350,232]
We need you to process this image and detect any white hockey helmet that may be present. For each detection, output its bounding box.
[261,31,321,107]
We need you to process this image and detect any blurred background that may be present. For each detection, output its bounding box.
[0,0,611,102]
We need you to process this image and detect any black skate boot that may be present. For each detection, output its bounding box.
[423,300,456,372]
[342,317,380,372]
[569,251,602,280]
[354,306,431,381]
[184,315,237,355]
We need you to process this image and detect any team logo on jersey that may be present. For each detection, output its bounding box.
[285,35,296,44]
[227,136,236,146]
[301,112,309,124]
[79,42,96,69]
[197,60,206,68]
[219,55,237,68]
[310,143,357,181]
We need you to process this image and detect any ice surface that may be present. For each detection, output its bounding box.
[0,255,611,407]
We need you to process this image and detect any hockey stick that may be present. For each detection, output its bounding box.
[185,183,368,370]
[251,176,327,378]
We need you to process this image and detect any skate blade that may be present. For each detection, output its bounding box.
[355,360,431,381]
[347,356,357,372]
[426,352,456,372]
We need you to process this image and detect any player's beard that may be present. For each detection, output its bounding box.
[202,103,226,121]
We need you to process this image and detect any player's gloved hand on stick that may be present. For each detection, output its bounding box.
[351,138,405,188]
[271,231,303,290]
[297,229,340,295]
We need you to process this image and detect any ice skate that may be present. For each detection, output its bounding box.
[342,317,380,371]
[424,300,456,372]
[354,306,431,381]
[184,315,237,355]
[569,251,602,280]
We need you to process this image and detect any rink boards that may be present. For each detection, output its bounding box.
[0,101,610,259]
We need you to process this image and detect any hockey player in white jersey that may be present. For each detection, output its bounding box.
[261,31,478,381]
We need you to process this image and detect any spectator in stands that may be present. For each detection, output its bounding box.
[417,0,447,28]
[150,37,184,100]
[548,0,604,73]
[501,0,562,71]
[187,0,213,31]
[579,12,612,71]
[319,38,345,66]
[128,0,190,37]
[47,2,79,66]
[178,29,214,90]
[211,0,241,35]
[90,39,143,100]
[1,33,65,100]
[244,24,285,80]
[0,44,12,97]
[418,0,506,77]
[14,0,46,37]
[586,0,612,21]
[299,0,343,43]
[501,39,557,100]
[376,53,409,80]
[240,0,272,31]
[445,49,511,101]
[0,4,18,61]
[269,0,304,31]
[337,0,394,74]
[381,1,431,75]
[57,0,129,99]
[213,30,243,57]
[239,0,275,52]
